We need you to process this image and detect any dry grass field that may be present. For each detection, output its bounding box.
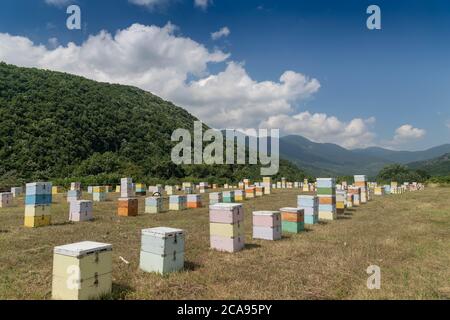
[0,187,449,300]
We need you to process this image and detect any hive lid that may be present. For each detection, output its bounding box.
[54,241,112,257]
[209,203,242,210]
[279,207,303,213]
[253,210,279,216]
[142,227,184,238]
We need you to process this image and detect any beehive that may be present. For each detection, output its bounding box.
[10,187,23,198]
[120,178,135,198]
[117,198,138,217]
[212,184,218,189]
[69,200,93,222]
[67,190,81,203]
[209,203,244,253]
[297,195,319,225]
[169,195,186,211]
[316,178,337,221]
[115,186,121,193]
[348,187,361,206]
[0,192,13,208]
[145,197,163,214]
[139,227,185,275]
[148,186,163,195]
[222,191,235,203]
[70,182,81,191]
[354,175,368,204]
[87,186,93,194]
[52,241,112,300]
[24,182,52,228]
[163,185,174,195]
[92,186,107,202]
[186,194,202,208]
[245,187,255,199]
[303,179,309,192]
[374,187,385,196]
[280,207,304,233]
[255,186,264,197]
[234,190,245,202]
[104,186,112,193]
[135,183,146,196]
[336,190,346,215]
[52,186,63,195]
[252,211,281,241]
[346,194,354,208]
[209,192,222,205]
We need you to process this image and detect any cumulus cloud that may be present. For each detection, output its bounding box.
[0,22,381,148]
[392,124,426,144]
[194,0,210,10]
[211,27,230,40]
[261,112,376,149]
[45,0,72,7]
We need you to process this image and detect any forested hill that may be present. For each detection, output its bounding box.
[0,63,306,187]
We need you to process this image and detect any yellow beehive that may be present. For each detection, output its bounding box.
[209,222,244,238]
[92,186,106,193]
[24,215,51,228]
[52,186,63,194]
[115,186,121,193]
[52,241,112,300]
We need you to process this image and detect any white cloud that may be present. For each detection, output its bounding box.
[128,0,170,9]
[194,0,210,10]
[211,27,230,40]
[48,37,59,49]
[0,22,381,149]
[392,124,426,144]
[45,0,71,7]
[261,112,376,149]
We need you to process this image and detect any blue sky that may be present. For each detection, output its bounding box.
[0,0,449,151]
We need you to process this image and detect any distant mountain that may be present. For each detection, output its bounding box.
[353,144,450,164]
[407,153,450,176]
[280,135,450,177]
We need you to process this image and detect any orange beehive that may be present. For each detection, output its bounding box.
[318,196,336,205]
[117,198,138,217]
[281,211,304,223]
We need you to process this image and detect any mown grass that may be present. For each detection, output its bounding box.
[0,187,449,300]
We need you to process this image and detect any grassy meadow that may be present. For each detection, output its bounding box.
[0,187,449,300]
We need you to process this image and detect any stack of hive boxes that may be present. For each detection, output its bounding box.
[70,182,81,191]
[209,192,222,205]
[52,241,112,300]
[67,189,81,203]
[384,185,391,194]
[253,211,281,241]
[276,181,282,188]
[92,186,107,202]
[262,177,272,194]
[222,191,235,203]
[354,175,368,204]
[164,185,174,195]
[297,195,319,225]
[24,182,52,228]
[281,177,287,188]
[0,192,13,208]
[199,182,208,194]
[255,186,264,197]
[317,178,337,221]
[303,179,309,192]
[336,190,346,215]
[245,186,255,199]
[187,194,202,209]
[145,197,163,214]
[342,181,348,189]
[243,179,250,188]
[139,227,185,274]
[391,182,398,194]
[115,185,121,193]
[209,203,244,253]
[148,186,163,195]
[69,200,93,222]
[238,182,245,189]
[118,178,138,217]
[169,195,186,211]
[346,194,354,208]
[105,186,112,193]
[348,187,360,206]
[135,183,146,196]
[87,186,93,194]
[294,182,299,188]
[11,187,23,198]
[52,186,63,195]
[234,190,245,202]
[280,207,304,233]
[374,186,385,196]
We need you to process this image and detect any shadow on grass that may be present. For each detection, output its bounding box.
[318,220,329,225]
[51,221,74,227]
[337,216,352,220]
[104,282,135,300]
[243,243,261,251]
[184,260,202,272]
[0,229,9,233]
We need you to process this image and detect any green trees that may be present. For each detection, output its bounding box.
[0,63,306,188]
[377,164,430,184]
